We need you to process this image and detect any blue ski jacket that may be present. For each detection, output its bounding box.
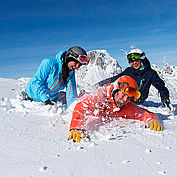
[97,59,169,105]
[26,51,78,106]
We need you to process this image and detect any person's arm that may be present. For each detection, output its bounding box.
[33,59,51,102]
[96,75,120,87]
[151,71,174,112]
[134,106,159,124]
[66,71,78,106]
[69,94,97,130]
[142,109,163,131]
[121,103,163,131]
[96,68,130,87]
[151,71,169,103]
[69,88,105,142]
[68,94,96,143]
[135,105,163,131]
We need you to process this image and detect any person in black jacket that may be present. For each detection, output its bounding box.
[97,48,174,112]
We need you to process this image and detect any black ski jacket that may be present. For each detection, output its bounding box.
[97,59,169,105]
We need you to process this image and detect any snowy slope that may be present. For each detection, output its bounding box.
[0,57,177,176]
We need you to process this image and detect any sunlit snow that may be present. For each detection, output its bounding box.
[0,50,177,177]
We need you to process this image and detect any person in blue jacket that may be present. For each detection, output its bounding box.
[97,48,174,112]
[25,46,90,106]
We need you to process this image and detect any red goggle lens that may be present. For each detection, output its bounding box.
[125,87,141,101]
[78,56,90,65]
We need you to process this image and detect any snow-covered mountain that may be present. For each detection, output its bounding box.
[151,63,177,99]
[0,51,177,177]
[75,50,122,91]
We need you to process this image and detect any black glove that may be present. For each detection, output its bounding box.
[44,99,54,105]
[162,99,170,107]
[162,99,174,113]
[79,89,86,98]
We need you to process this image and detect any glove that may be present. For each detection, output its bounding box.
[163,99,170,107]
[44,99,54,105]
[163,99,175,113]
[79,89,86,98]
[68,129,86,143]
[146,120,163,131]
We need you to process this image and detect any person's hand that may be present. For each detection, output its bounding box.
[163,99,175,113]
[44,99,54,105]
[79,89,86,98]
[68,129,86,143]
[146,120,163,131]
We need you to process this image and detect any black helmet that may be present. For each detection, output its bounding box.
[65,46,90,65]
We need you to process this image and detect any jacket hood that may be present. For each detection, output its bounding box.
[56,51,67,63]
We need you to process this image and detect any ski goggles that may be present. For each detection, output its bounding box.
[124,87,141,101]
[77,55,90,65]
[127,53,142,61]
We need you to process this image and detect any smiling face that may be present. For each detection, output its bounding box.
[67,61,81,70]
[130,59,142,70]
[113,90,130,108]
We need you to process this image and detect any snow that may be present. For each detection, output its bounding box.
[1,57,177,176]
[75,50,122,92]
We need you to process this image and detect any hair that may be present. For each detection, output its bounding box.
[61,50,80,86]
[60,52,69,86]
[62,62,69,86]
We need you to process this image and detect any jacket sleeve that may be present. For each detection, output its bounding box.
[33,59,51,102]
[69,96,95,130]
[151,71,169,102]
[66,71,78,106]
[69,88,105,130]
[121,103,160,124]
[96,68,130,87]
[96,73,122,87]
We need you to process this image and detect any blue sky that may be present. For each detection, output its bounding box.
[0,0,177,79]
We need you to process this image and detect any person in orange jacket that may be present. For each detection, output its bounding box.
[68,75,163,142]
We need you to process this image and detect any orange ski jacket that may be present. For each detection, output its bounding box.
[70,84,159,131]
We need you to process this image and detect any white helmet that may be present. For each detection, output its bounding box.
[127,49,146,61]
[128,48,144,54]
